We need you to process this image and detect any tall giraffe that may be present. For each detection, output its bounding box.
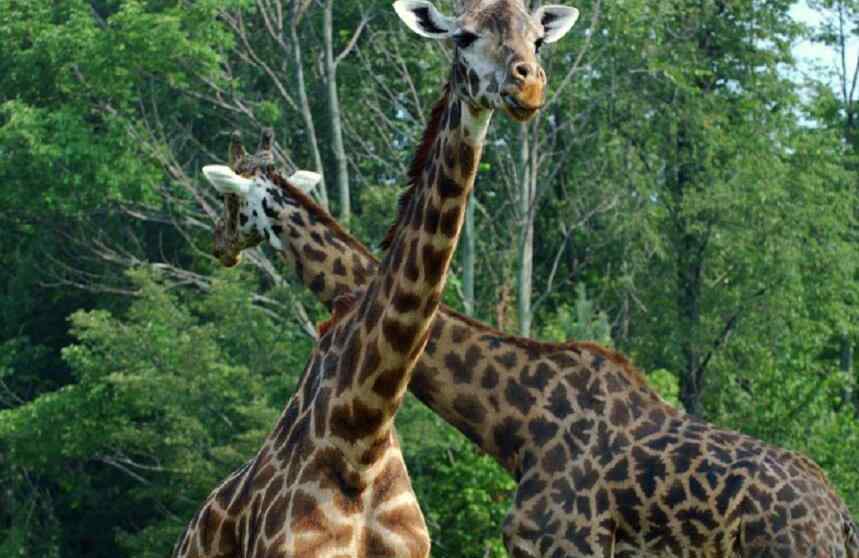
[213,129,858,558]
[174,0,578,552]
[178,154,434,557]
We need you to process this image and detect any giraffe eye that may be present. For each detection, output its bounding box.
[453,31,478,49]
[535,37,545,52]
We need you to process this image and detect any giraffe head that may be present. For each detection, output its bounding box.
[394,0,579,122]
[203,164,321,267]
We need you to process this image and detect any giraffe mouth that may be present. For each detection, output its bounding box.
[502,93,542,122]
[213,210,243,268]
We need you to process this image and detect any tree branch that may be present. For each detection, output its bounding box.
[334,12,371,67]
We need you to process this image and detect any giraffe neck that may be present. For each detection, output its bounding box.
[314,89,492,467]
[264,148,673,476]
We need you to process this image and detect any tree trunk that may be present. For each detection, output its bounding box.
[516,122,536,336]
[677,238,703,417]
[840,335,857,416]
[323,0,350,223]
[290,23,328,209]
[673,124,705,417]
[462,192,476,315]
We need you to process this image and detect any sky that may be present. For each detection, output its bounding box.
[790,0,858,93]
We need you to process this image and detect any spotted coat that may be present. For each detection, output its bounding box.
[214,164,859,558]
[174,10,511,551]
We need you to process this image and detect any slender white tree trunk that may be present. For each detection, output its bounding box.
[462,192,476,315]
[516,122,536,336]
[324,0,350,222]
[290,22,328,209]
[840,335,856,416]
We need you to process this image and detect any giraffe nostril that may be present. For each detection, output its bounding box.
[513,62,530,81]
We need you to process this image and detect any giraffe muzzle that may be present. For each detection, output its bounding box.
[501,89,544,122]
[501,62,546,122]
[213,216,242,268]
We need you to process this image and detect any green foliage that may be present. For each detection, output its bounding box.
[0,269,303,557]
[646,369,683,409]
[402,405,514,558]
[711,333,859,513]
[354,183,401,248]
[540,283,612,346]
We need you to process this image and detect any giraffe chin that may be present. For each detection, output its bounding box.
[213,217,242,268]
[501,92,542,122]
[213,242,242,267]
[219,252,241,268]
[503,103,540,122]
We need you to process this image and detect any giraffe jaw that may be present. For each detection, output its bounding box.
[213,216,243,268]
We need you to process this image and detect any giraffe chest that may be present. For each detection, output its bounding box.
[237,436,429,558]
[242,450,429,558]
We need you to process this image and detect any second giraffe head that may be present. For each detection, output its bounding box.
[394,0,579,122]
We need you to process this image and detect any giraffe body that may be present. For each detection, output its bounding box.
[214,166,858,558]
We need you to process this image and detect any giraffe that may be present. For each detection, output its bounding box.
[212,150,859,558]
[178,113,461,553]
[202,3,857,557]
[173,0,578,550]
[212,125,857,558]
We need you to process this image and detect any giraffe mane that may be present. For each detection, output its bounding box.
[268,172,376,261]
[316,288,362,338]
[380,83,452,251]
[438,305,660,397]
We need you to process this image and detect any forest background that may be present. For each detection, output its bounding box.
[2,0,859,556]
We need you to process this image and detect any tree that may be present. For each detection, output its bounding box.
[0,269,313,557]
[565,0,857,417]
[3,1,859,554]
[806,0,859,412]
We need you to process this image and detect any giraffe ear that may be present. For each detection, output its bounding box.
[533,5,579,44]
[393,0,456,39]
[202,165,253,196]
[288,170,322,193]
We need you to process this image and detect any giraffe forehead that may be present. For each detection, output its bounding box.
[462,0,539,36]
[245,175,279,211]
[458,3,541,72]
